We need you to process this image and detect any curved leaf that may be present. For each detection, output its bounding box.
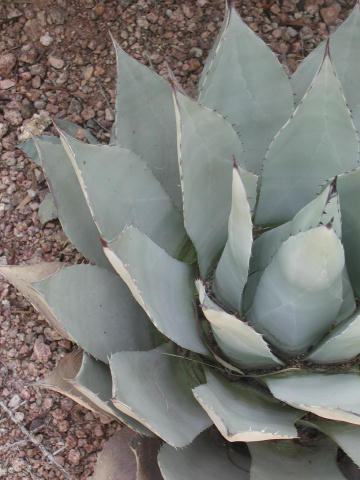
[19,135,59,166]
[158,430,250,480]
[2,263,156,363]
[54,118,98,144]
[111,37,181,208]
[249,227,344,356]
[248,438,346,480]
[338,168,360,296]
[197,281,282,369]
[291,3,360,132]
[307,418,360,468]
[198,4,293,174]
[59,130,187,258]
[35,136,110,269]
[264,371,360,425]
[307,311,360,364]
[193,371,300,442]
[256,54,359,226]
[104,227,207,355]
[110,345,212,448]
[38,351,152,435]
[173,90,246,277]
[213,166,253,312]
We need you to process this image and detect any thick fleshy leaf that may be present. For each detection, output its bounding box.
[0,262,67,338]
[249,227,344,355]
[38,192,58,224]
[103,227,207,354]
[158,430,250,480]
[251,185,330,275]
[1,263,156,363]
[111,37,181,208]
[197,281,282,369]
[110,345,212,448]
[335,269,356,325]
[54,118,98,144]
[60,130,187,258]
[38,351,152,435]
[307,311,360,364]
[198,5,293,174]
[291,3,360,132]
[193,371,300,442]
[307,418,360,468]
[248,438,346,480]
[34,136,110,269]
[256,55,359,226]
[213,167,253,312]
[19,135,60,166]
[338,168,360,296]
[264,372,360,425]
[174,90,247,277]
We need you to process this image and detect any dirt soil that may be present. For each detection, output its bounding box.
[0,0,356,478]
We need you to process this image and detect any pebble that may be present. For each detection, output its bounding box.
[33,337,51,363]
[0,53,16,76]
[4,108,23,127]
[321,3,341,26]
[48,55,65,69]
[0,122,9,139]
[40,32,54,46]
[0,79,15,90]
[8,393,21,409]
[68,448,81,466]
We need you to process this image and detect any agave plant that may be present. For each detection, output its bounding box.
[4,2,360,478]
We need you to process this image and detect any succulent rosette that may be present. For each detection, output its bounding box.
[3,2,360,478]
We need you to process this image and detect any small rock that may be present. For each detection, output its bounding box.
[32,75,41,89]
[48,7,65,25]
[12,459,27,474]
[7,8,22,19]
[0,79,15,90]
[33,337,51,363]
[0,122,8,139]
[82,65,94,81]
[14,411,25,422]
[81,107,95,120]
[188,58,201,72]
[48,55,64,69]
[40,32,54,46]
[0,53,16,76]
[105,108,114,122]
[19,47,38,64]
[321,3,341,26]
[8,394,21,409]
[24,18,41,41]
[68,448,81,466]
[44,327,63,341]
[4,108,23,127]
[189,47,203,58]
[18,111,51,141]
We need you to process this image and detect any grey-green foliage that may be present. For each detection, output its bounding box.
[5,4,360,479]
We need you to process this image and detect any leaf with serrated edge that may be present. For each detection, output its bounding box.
[174,89,250,277]
[306,418,360,468]
[213,166,253,312]
[110,345,212,448]
[111,36,181,208]
[104,227,207,354]
[38,351,151,435]
[33,264,157,363]
[256,54,359,226]
[158,429,250,480]
[264,372,360,425]
[19,135,60,166]
[0,262,67,338]
[197,280,282,369]
[249,227,344,355]
[251,185,330,275]
[307,311,360,364]
[193,370,300,442]
[34,136,110,269]
[291,3,360,133]
[248,438,346,480]
[198,5,293,174]
[59,130,187,258]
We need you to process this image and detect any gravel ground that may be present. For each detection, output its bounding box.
[0,0,356,478]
